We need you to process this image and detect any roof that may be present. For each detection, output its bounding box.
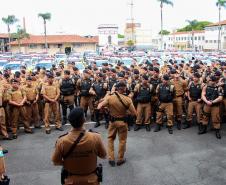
[206,20,226,27]
[10,35,98,46]
[171,30,205,35]
[0,33,9,38]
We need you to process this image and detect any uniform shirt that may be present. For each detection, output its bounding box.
[23,85,39,101]
[102,93,136,118]
[170,78,187,97]
[52,129,106,174]
[41,83,60,99]
[7,87,26,104]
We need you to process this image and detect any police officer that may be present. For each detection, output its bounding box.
[183,73,203,129]
[41,73,63,134]
[155,75,175,134]
[97,82,136,166]
[200,75,223,139]
[72,67,80,107]
[77,70,94,119]
[89,73,108,128]
[133,75,153,132]
[218,70,226,123]
[8,79,33,139]
[52,107,107,185]
[59,70,76,125]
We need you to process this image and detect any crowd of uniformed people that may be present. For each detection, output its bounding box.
[0,57,225,140]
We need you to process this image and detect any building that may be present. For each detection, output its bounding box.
[0,33,17,52]
[124,23,153,49]
[10,35,98,54]
[204,20,226,51]
[98,24,118,49]
[165,31,205,51]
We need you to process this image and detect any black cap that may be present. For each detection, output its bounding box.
[68,107,85,128]
[111,68,116,73]
[153,67,159,73]
[11,78,18,83]
[163,74,170,81]
[73,67,78,71]
[142,74,149,81]
[194,72,200,78]
[133,69,139,75]
[46,72,54,78]
[117,81,126,88]
[215,70,222,77]
[14,71,21,78]
[26,76,32,81]
[97,73,104,78]
[118,72,125,78]
[170,69,177,74]
[64,70,70,75]
[83,69,89,74]
[3,73,10,79]
[210,75,217,82]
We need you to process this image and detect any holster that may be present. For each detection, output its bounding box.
[61,167,69,185]
[96,164,103,182]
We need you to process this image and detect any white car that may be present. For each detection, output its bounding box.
[3,61,22,74]
[35,61,53,71]
[0,59,8,72]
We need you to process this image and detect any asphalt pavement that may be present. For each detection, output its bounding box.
[1,122,226,185]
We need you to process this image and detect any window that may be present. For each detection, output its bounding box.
[41,44,50,49]
[214,40,217,43]
[209,40,213,43]
[184,37,186,40]
[29,44,37,49]
[195,37,197,40]
[206,40,208,43]
[58,44,62,48]
[198,37,201,40]
[202,36,205,40]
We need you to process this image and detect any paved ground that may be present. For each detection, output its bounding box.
[1,123,226,185]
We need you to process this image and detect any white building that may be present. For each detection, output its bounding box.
[98,24,118,48]
[204,20,226,51]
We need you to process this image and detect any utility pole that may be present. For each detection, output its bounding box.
[129,0,135,44]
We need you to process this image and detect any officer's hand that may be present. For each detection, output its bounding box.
[206,101,212,106]
[197,99,201,102]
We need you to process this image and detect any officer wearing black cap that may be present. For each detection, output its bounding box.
[59,70,76,125]
[155,74,175,134]
[200,75,223,139]
[52,107,107,185]
[89,73,108,128]
[72,67,80,107]
[132,74,153,131]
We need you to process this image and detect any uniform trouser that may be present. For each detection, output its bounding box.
[108,121,127,161]
[38,99,44,121]
[80,96,94,115]
[136,102,151,125]
[0,108,8,137]
[186,101,202,123]
[201,104,221,129]
[64,174,99,185]
[223,98,226,116]
[44,102,61,131]
[5,105,11,130]
[61,95,75,120]
[156,102,174,126]
[151,96,158,121]
[173,96,183,121]
[11,106,31,134]
[25,103,40,127]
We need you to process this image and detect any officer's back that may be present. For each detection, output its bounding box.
[52,107,107,185]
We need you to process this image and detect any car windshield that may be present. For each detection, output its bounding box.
[0,61,8,66]
[4,64,21,70]
[36,63,52,69]
[122,58,133,66]
[75,63,84,70]
[56,54,66,58]
[96,60,108,67]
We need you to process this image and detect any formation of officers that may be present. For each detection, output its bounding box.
[0,58,226,141]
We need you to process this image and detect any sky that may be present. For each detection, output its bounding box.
[0,0,225,36]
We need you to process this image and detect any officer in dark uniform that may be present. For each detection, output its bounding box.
[52,108,107,185]
[59,70,76,125]
[155,75,175,134]
[183,73,203,129]
[200,75,223,139]
[133,75,153,131]
[89,73,108,128]
[72,67,80,107]
[108,69,118,93]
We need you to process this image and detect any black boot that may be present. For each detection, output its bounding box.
[62,117,67,125]
[104,114,109,129]
[177,120,181,130]
[91,114,95,122]
[215,129,221,139]
[183,121,191,129]
[105,122,109,129]
[146,124,151,132]
[168,126,173,134]
[198,125,207,135]
[94,122,101,128]
[154,124,161,132]
[134,124,141,131]
[94,112,100,128]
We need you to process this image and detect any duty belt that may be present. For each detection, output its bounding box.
[67,169,96,176]
[109,116,126,122]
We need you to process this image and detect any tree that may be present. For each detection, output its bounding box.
[184,20,199,50]
[177,21,212,32]
[158,30,170,35]
[38,12,51,52]
[216,0,226,51]
[11,26,29,53]
[118,34,125,39]
[2,15,18,51]
[157,0,173,50]
[127,40,135,46]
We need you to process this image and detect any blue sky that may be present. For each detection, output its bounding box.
[0,0,225,35]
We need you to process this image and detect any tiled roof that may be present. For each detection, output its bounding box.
[10,35,98,45]
[206,20,226,27]
[171,30,205,35]
[0,33,9,38]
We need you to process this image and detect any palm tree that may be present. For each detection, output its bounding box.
[2,15,18,51]
[38,12,51,52]
[11,26,29,53]
[216,0,226,51]
[157,0,173,50]
[186,19,198,50]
